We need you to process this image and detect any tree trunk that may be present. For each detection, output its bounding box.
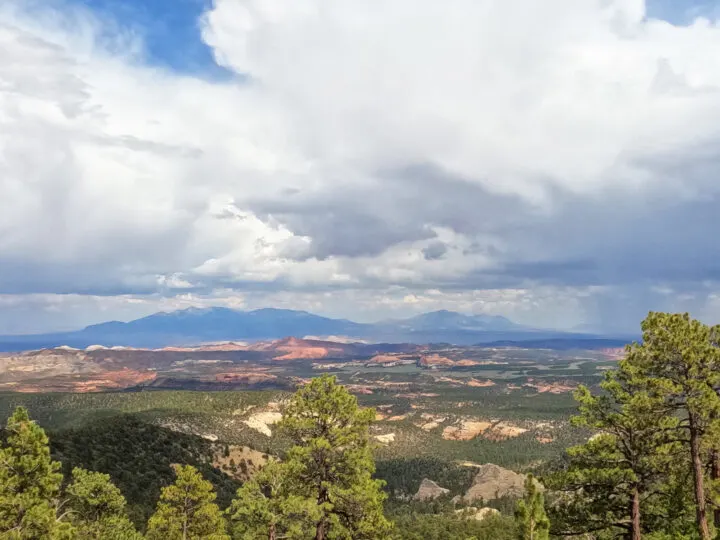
[690,417,712,540]
[712,450,720,529]
[315,519,328,540]
[315,485,329,540]
[631,486,641,540]
[182,495,190,540]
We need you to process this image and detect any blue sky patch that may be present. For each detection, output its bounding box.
[69,0,231,78]
[647,0,719,24]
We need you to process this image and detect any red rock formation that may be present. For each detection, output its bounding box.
[250,337,349,360]
[418,354,456,367]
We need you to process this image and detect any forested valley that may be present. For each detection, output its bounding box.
[2,312,720,539]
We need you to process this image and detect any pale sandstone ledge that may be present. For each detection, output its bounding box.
[413,478,450,501]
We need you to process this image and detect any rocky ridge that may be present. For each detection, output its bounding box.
[413,478,450,501]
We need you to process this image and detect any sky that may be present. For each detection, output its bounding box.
[2,0,720,335]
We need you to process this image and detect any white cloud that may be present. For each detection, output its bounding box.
[202,0,720,199]
[2,0,720,332]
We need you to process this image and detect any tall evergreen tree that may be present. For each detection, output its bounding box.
[627,312,720,540]
[0,406,67,539]
[66,467,140,539]
[515,474,549,540]
[278,374,392,540]
[146,464,229,540]
[547,356,682,540]
[227,460,318,540]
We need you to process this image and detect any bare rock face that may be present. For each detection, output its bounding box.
[413,478,450,501]
[442,420,492,441]
[374,433,396,444]
[463,464,527,502]
[243,411,283,437]
[455,507,501,521]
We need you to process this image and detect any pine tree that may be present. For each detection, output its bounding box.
[515,475,549,540]
[146,464,229,540]
[278,374,393,540]
[66,467,140,539]
[0,406,66,539]
[627,312,720,540]
[710,324,720,532]
[547,355,681,540]
[227,460,318,540]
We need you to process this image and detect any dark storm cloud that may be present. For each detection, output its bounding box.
[422,242,448,260]
[243,161,720,293]
[248,166,527,259]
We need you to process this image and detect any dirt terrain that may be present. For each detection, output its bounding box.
[524,379,577,394]
[443,420,494,441]
[213,445,271,481]
[418,354,480,367]
[243,411,283,437]
[438,419,530,442]
[0,338,614,398]
[0,339,410,392]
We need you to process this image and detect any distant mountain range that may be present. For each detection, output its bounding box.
[0,307,629,351]
[384,310,519,332]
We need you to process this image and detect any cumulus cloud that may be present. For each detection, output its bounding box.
[1,0,720,332]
